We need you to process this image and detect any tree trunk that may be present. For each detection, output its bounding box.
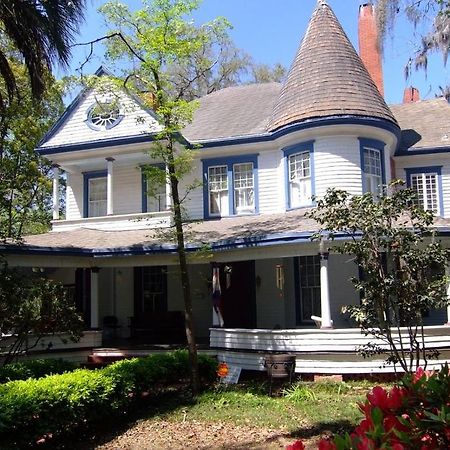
[167,149,200,396]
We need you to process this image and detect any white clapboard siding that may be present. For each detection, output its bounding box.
[179,163,203,220]
[213,350,450,374]
[314,136,363,198]
[66,172,83,220]
[210,326,450,356]
[42,90,162,148]
[113,165,142,215]
[258,150,284,214]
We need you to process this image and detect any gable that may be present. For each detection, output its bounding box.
[39,87,163,151]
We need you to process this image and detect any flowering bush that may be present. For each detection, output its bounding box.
[287,365,450,450]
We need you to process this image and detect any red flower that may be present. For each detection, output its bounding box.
[286,440,305,450]
[318,438,337,450]
[356,436,376,450]
[391,443,406,450]
[386,386,408,410]
[355,418,373,436]
[383,414,408,433]
[216,362,229,378]
[367,386,389,409]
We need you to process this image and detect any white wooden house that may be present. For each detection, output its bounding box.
[4,1,450,373]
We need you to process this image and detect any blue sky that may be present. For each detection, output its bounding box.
[63,0,450,105]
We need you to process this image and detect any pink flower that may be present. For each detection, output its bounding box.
[318,439,337,450]
[286,440,305,450]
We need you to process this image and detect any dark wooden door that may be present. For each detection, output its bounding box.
[220,260,256,328]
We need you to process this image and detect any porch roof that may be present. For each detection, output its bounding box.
[3,210,450,257]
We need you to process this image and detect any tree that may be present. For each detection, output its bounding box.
[0,0,86,105]
[0,60,64,242]
[375,1,450,81]
[0,259,84,366]
[308,182,449,373]
[96,0,238,395]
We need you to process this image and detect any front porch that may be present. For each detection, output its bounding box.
[210,326,450,374]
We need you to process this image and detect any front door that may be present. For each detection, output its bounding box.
[220,260,256,328]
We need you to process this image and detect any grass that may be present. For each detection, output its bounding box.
[145,379,380,432]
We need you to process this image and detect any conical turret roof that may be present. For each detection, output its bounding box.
[267,1,397,132]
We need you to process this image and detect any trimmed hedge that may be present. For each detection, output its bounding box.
[0,359,77,383]
[0,350,217,447]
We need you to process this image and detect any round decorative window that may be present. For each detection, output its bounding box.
[86,101,123,130]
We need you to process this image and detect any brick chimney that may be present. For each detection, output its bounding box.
[358,3,384,96]
[403,86,420,103]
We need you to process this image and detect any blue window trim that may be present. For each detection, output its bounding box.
[359,138,386,193]
[83,170,107,218]
[202,154,259,219]
[141,164,165,213]
[404,166,444,216]
[282,141,315,210]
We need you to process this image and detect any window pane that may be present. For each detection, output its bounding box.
[298,255,321,323]
[289,152,311,207]
[363,147,382,196]
[411,172,439,214]
[88,177,107,217]
[208,166,228,216]
[147,178,167,213]
[234,163,254,213]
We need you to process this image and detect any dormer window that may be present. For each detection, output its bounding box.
[86,99,124,131]
[283,141,315,209]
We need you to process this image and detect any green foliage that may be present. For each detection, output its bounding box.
[0,350,217,447]
[0,61,64,241]
[0,259,84,365]
[0,359,77,383]
[308,182,449,372]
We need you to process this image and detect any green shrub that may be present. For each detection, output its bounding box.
[0,359,77,383]
[0,351,217,448]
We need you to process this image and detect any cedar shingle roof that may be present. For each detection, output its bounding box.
[390,97,450,151]
[267,1,397,131]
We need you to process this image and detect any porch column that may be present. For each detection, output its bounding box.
[106,157,114,215]
[52,164,60,220]
[90,267,100,329]
[446,263,450,325]
[165,163,172,210]
[319,240,333,329]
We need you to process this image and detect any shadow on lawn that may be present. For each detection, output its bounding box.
[38,387,198,450]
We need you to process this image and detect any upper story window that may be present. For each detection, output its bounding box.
[142,165,167,213]
[359,138,386,197]
[283,141,315,209]
[83,171,107,218]
[203,155,258,219]
[405,166,443,216]
[86,99,124,131]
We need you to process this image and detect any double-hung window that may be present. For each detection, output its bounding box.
[360,139,385,197]
[203,155,258,219]
[405,167,443,216]
[142,165,167,213]
[283,142,314,209]
[83,171,107,218]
